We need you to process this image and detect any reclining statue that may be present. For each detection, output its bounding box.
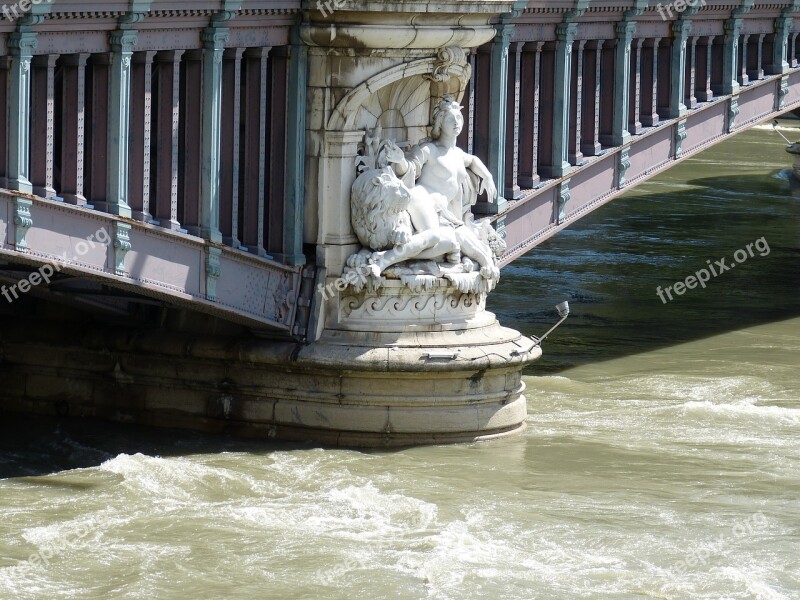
[347,97,506,290]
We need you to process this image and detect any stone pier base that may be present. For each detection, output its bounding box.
[0,309,538,447]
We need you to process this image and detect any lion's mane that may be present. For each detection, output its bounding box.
[350,167,412,251]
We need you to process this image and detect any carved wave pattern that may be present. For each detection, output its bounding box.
[341,290,484,321]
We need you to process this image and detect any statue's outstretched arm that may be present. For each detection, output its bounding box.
[463,153,498,204]
[384,139,426,183]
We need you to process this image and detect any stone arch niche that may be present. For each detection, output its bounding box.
[310,48,473,272]
[327,47,472,136]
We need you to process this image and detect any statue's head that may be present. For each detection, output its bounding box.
[431,96,464,140]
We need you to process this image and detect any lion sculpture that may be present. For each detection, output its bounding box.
[349,167,413,252]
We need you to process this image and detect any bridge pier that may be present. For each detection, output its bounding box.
[0,308,537,446]
[295,1,540,444]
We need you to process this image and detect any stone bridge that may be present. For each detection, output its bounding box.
[0,0,796,445]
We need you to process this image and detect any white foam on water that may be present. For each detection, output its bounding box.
[681,399,800,424]
[98,452,264,503]
[752,123,800,133]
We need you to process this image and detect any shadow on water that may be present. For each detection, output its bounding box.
[0,413,412,480]
[0,414,307,480]
[492,171,800,374]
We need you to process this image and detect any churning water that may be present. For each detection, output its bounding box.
[1,122,799,599]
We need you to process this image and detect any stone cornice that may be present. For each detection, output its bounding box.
[301,1,516,48]
[303,0,517,16]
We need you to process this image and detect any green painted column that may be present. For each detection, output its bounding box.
[720,19,743,95]
[284,26,308,266]
[484,23,511,214]
[667,20,692,119]
[106,29,138,217]
[545,22,577,179]
[610,21,636,146]
[6,30,37,194]
[719,1,754,95]
[767,16,793,75]
[198,27,229,243]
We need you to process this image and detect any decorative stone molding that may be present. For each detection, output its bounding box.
[210,0,239,25]
[334,279,491,333]
[426,46,470,84]
[300,2,509,50]
[426,46,473,104]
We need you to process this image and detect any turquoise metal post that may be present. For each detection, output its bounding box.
[772,1,800,74]
[107,29,138,218]
[484,23,511,213]
[720,19,743,95]
[767,14,794,74]
[720,1,754,95]
[284,27,308,266]
[547,22,577,179]
[199,26,229,243]
[6,30,37,194]
[7,5,51,195]
[105,2,151,217]
[667,20,691,119]
[610,21,636,146]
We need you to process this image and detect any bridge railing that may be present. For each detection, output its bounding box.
[0,2,304,266]
[456,1,800,251]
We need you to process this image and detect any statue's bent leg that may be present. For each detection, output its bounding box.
[369,229,458,273]
[455,226,499,279]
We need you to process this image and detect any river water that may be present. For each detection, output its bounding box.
[1,122,799,599]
